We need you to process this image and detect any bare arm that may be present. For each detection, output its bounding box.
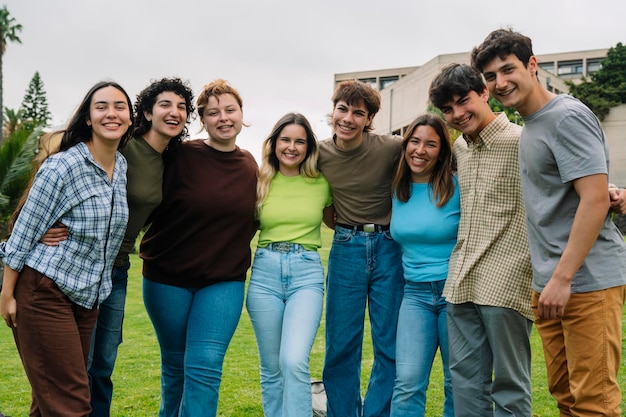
[322,205,336,230]
[1,265,19,328]
[39,222,69,246]
[537,174,610,319]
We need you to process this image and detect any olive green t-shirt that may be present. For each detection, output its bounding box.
[114,137,164,267]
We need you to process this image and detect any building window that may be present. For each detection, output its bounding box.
[380,76,399,90]
[587,58,603,74]
[358,77,378,89]
[557,60,583,79]
[539,62,555,73]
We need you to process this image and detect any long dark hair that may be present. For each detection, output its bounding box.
[392,113,455,207]
[60,81,134,151]
[9,81,134,231]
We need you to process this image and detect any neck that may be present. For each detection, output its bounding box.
[279,166,300,177]
[518,84,556,117]
[86,140,118,181]
[205,138,236,152]
[335,133,364,152]
[143,130,172,154]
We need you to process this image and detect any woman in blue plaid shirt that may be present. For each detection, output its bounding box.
[0,81,133,417]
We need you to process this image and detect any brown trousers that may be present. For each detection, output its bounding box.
[532,286,625,417]
[12,266,98,417]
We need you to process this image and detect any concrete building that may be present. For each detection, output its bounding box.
[334,49,626,186]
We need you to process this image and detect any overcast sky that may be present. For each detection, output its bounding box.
[3,0,625,161]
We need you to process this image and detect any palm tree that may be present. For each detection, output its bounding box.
[0,5,23,144]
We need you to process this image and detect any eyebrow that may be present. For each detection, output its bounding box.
[94,100,127,105]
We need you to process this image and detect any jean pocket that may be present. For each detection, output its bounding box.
[300,251,321,263]
[333,230,353,243]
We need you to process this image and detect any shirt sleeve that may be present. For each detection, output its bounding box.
[552,111,608,184]
[3,161,68,271]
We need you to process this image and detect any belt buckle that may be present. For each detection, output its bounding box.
[363,223,375,233]
[274,242,291,253]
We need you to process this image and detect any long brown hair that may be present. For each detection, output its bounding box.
[9,81,134,231]
[392,113,455,207]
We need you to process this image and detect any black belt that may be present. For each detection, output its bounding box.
[336,223,390,232]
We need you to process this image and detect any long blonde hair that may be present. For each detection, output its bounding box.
[256,113,320,217]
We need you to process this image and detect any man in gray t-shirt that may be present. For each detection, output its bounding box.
[473,28,626,416]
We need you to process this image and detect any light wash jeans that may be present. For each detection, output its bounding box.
[88,262,130,417]
[246,244,324,417]
[143,278,244,417]
[447,303,533,417]
[323,225,404,417]
[390,280,453,417]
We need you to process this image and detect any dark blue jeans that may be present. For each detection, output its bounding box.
[88,262,130,417]
[323,225,404,417]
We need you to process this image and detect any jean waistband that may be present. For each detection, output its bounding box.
[335,223,390,233]
[265,242,309,254]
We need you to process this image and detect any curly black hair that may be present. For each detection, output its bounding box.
[133,77,195,150]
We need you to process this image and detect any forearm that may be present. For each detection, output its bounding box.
[1,265,19,298]
[552,185,609,282]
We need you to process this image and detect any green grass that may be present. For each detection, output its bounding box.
[1,226,624,416]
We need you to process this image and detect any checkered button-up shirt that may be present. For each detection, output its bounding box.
[444,113,533,320]
[0,142,128,309]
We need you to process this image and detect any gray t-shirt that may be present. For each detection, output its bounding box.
[519,94,626,293]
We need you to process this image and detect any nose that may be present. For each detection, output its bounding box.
[495,72,507,89]
[453,106,464,120]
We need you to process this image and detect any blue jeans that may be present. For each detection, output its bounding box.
[390,280,453,417]
[88,262,130,417]
[246,245,325,417]
[447,303,533,417]
[323,225,404,417]
[143,278,244,417]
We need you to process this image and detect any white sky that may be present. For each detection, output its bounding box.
[3,0,625,161]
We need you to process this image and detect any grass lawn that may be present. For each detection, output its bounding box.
[1,226,624,416]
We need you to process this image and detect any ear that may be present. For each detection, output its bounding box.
[528,56,538,77]
[480,86,490,101]
[86,117,92,127]
[144,110,152,122]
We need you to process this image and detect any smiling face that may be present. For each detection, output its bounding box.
[331,100,373,149]
[201,93,243,151]
[88,86,132,145]
[275,123,308,176]
[405,124,441,183]
[482,53,539,116]
[439,88,494,141]
[145,91,187,140]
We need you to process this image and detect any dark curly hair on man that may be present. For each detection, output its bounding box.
[132,77,195,149]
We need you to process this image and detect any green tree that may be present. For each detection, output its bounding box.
[21,71,51,128]
[488,96,523,126]
[567,42,626,121]
[0,124,42,239]
[0,5,23,143]
[2,105,23,136]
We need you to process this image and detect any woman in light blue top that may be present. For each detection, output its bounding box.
[389,114,460,417]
